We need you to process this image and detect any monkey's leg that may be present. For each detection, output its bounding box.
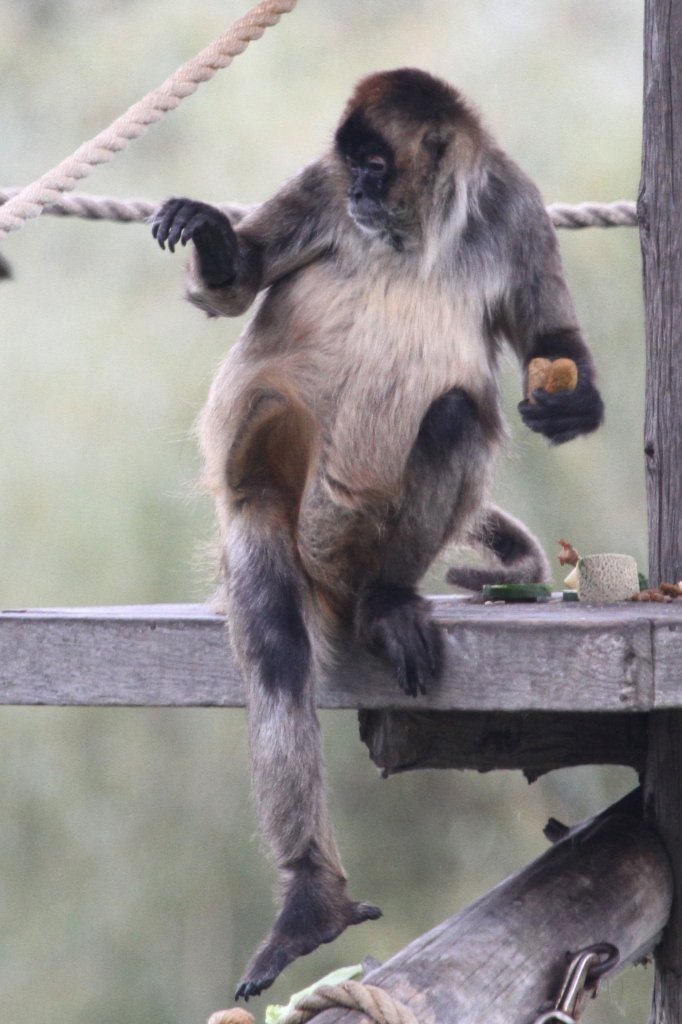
[230,510,381,1000]
[354,387,496,695]
[221,399,380,1000]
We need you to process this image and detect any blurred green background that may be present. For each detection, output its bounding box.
[0,1,648,1022]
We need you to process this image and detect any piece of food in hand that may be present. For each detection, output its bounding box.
[545,358,579,394]
[527,357,578,402]
[526,358,552,402]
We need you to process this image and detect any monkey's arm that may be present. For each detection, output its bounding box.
[152,160,338,317]
[502,185,604,445]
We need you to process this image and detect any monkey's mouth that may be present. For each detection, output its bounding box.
[348,199,389,237]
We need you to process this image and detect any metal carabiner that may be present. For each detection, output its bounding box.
[532,943,619,1024]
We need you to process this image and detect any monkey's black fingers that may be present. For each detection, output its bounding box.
[151,197,187,249]
[165,203,202,253]
[179,211,215,247]
[235,980,263,1002]
[383,631,414,696]
[518,385,604,443]
[409,629,434,696]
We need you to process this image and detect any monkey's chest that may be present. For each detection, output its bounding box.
[309,276,496,492]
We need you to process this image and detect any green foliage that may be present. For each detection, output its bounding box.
[0,2,649,1022]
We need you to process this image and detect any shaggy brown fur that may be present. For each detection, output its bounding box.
[152,68,603,999]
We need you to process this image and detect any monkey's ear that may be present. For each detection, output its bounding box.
[421,128,451,161]
[0,253,12,280]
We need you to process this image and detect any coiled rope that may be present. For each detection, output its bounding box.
[0,188,638,231]
[0,0,298,240]
[207,981,419,1024]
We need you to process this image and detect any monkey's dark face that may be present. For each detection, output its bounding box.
[346,149,391,233]
[335,110,399,240]
[331,109,417,244]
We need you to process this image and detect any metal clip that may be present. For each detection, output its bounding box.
[532,943,619,1024]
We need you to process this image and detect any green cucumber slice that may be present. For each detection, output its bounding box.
[481,583,553,602]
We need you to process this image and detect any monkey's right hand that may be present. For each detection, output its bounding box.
[151,197,239,288]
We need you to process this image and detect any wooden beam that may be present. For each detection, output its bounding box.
[2,598,682,710]
[359,709,648,778]
[304,798,672,1024]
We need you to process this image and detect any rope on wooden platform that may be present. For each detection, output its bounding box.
[0,188,638,231]
[0,0,298,240]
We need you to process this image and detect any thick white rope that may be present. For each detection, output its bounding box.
[206,981,420,1024]
[545,200,637,229]
[0,189,638,230]
[280,981,420,1024]
[0,0,297,240]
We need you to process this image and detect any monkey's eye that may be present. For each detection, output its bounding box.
[365,155,387,175]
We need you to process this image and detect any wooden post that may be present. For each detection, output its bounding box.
[639,2,682,1023]
[640,0,682,586]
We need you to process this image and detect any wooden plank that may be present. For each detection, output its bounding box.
[359,709,648,778]
[2,599,681,709]
[304,798,673,1024]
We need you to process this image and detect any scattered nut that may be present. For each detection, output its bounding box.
[633,588,670,603]
[558,538,580,567]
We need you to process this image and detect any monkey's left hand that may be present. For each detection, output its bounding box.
[151,197,239,287]
[518,358,604,445]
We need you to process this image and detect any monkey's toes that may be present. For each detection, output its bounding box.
[235,895,382,1000]
[350,901,383,925]
[356,584,441,697]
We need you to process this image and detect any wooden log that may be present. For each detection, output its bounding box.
[310,799,672,1024]
[4,598,682,712]
[358,709,648,779]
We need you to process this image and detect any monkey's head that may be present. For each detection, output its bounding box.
[334,68,483,248]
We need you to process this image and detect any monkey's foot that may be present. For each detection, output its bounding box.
[355,583,442,697]
[235,870,381,1001]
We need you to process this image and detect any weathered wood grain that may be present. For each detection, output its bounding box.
[640,0,682,589]
[359,709,648,777]
[305,801,672,1024]
[645,713,682,1024]
[640,1,682,1022]
[3,599,682,709]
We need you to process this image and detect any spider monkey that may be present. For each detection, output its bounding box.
[152,68,603,999]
